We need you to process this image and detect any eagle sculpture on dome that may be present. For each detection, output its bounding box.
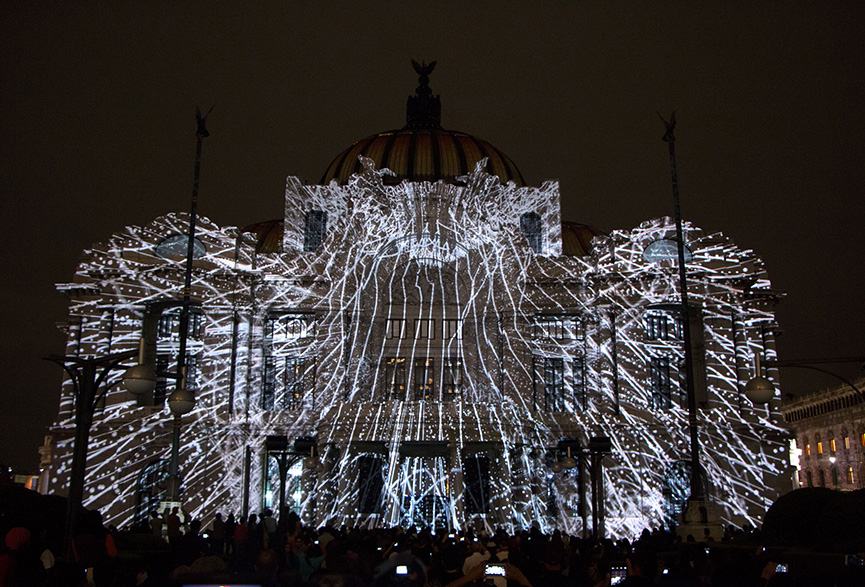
[411,59,437,90]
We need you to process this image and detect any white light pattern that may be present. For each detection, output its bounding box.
[45,159,788,538]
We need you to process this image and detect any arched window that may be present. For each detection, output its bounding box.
[520,212,543,254]
[818,469,826,487]
[806,470,813,487]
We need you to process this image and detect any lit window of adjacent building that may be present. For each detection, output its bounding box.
[861,433,865,447]
[414,358,434,400]
[847,467,855,484]
[386,319,406,339]
[805,444,811,457]
[384,357,407,398]
[414,319,434,340]
[817,442,823,455]
[442,357,462,399]
[442,319,463,340]
[844,436,850,450]
[830,439,837,453]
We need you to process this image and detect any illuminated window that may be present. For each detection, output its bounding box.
[442,319,463,340]
[384,357,407,398]
[650,356,672,409]
[817,442,823,455]
[805,444,811,457]
[544,357,565,411]
[414,358,435,400]
[830,439,837,453]
[844,436,850,450]
[861,433,865,447]
[442,357,462,399]
[520,212,543,254]
[414,319,435,340]
[303,210,327,251]
[847,467,855,484]
[386,319,406,339]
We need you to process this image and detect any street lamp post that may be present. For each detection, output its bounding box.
[47,339,156,561]
[162,107,211,506]
[658,113,725,540]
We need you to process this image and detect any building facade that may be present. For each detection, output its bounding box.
[782,378,865,491]
[43,69,790,538]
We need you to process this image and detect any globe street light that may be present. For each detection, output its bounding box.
[743,357,865,405]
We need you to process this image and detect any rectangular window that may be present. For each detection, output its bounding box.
[650,356,672,409]
[830,439,837,453]
[646,312,682,341]
[157,313,177,339]
[845,436,850,450]
[185,356,199,391]
[537,317,564,339]
[414,358,435,400]
[262,357,276,410]
[817,442,823,455]
[386,319,406,339]
[520,212,543,254]
[847,467,855,484]
[385,357,407,398]
[805,444,811,456]
[442,357,462,399]
[536,315,582,340]
[414,319,434,339]
[285,356,305,408]
[861,433,864,447]
[442,319,463,340]
[544,357,565,411]
[153,354,171,406]
[303,210,327,251]
[573,357,587,410]
[189,312,203,340]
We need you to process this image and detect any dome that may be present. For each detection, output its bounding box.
[320,61,525,187]
[561,221,605,257]
[321,128,525,187]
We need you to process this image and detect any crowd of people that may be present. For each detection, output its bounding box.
[2,506,863,586]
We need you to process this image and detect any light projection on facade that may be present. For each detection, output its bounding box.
[43,67,790,538]
[43,158,790,538]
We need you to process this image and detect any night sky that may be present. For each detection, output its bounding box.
[2,3,863,473]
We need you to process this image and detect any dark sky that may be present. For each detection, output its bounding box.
[2,3,863,472]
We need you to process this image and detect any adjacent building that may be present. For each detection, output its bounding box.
[782,378,865,490]
[42,67,790,538]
